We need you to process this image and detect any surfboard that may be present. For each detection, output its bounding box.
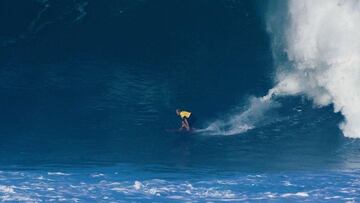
[165,129,196,134]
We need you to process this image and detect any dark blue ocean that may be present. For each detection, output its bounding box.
[1,0,360,202]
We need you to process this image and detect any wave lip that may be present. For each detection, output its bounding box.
[268,0,360,137]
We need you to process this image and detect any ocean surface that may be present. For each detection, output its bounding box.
[1,0,360,202]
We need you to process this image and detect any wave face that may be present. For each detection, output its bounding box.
[0,0,277,167]
[267,0,360,137]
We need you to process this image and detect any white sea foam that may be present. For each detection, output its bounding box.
[267,0,360,137]
[47,172,71,176]
[200,96,280,136]
[90,173,105,178]
[134,181,142,190]
[281,192,309,198]
[0,170,359,202]
[0,185,15,194]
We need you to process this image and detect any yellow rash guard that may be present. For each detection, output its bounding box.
[179,111,191,119]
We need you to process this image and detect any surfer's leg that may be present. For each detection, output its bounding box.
[188,115,196,129]
[180,120,187,130]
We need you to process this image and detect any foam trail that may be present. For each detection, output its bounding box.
[268,0,360,137]
[199,94,279,136]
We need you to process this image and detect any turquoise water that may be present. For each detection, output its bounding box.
[2,166,360,202]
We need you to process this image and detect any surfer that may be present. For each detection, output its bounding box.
[176,109,195,131]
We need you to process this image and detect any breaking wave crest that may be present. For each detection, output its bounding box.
[267,0,360,138]
[202,0,360,137]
